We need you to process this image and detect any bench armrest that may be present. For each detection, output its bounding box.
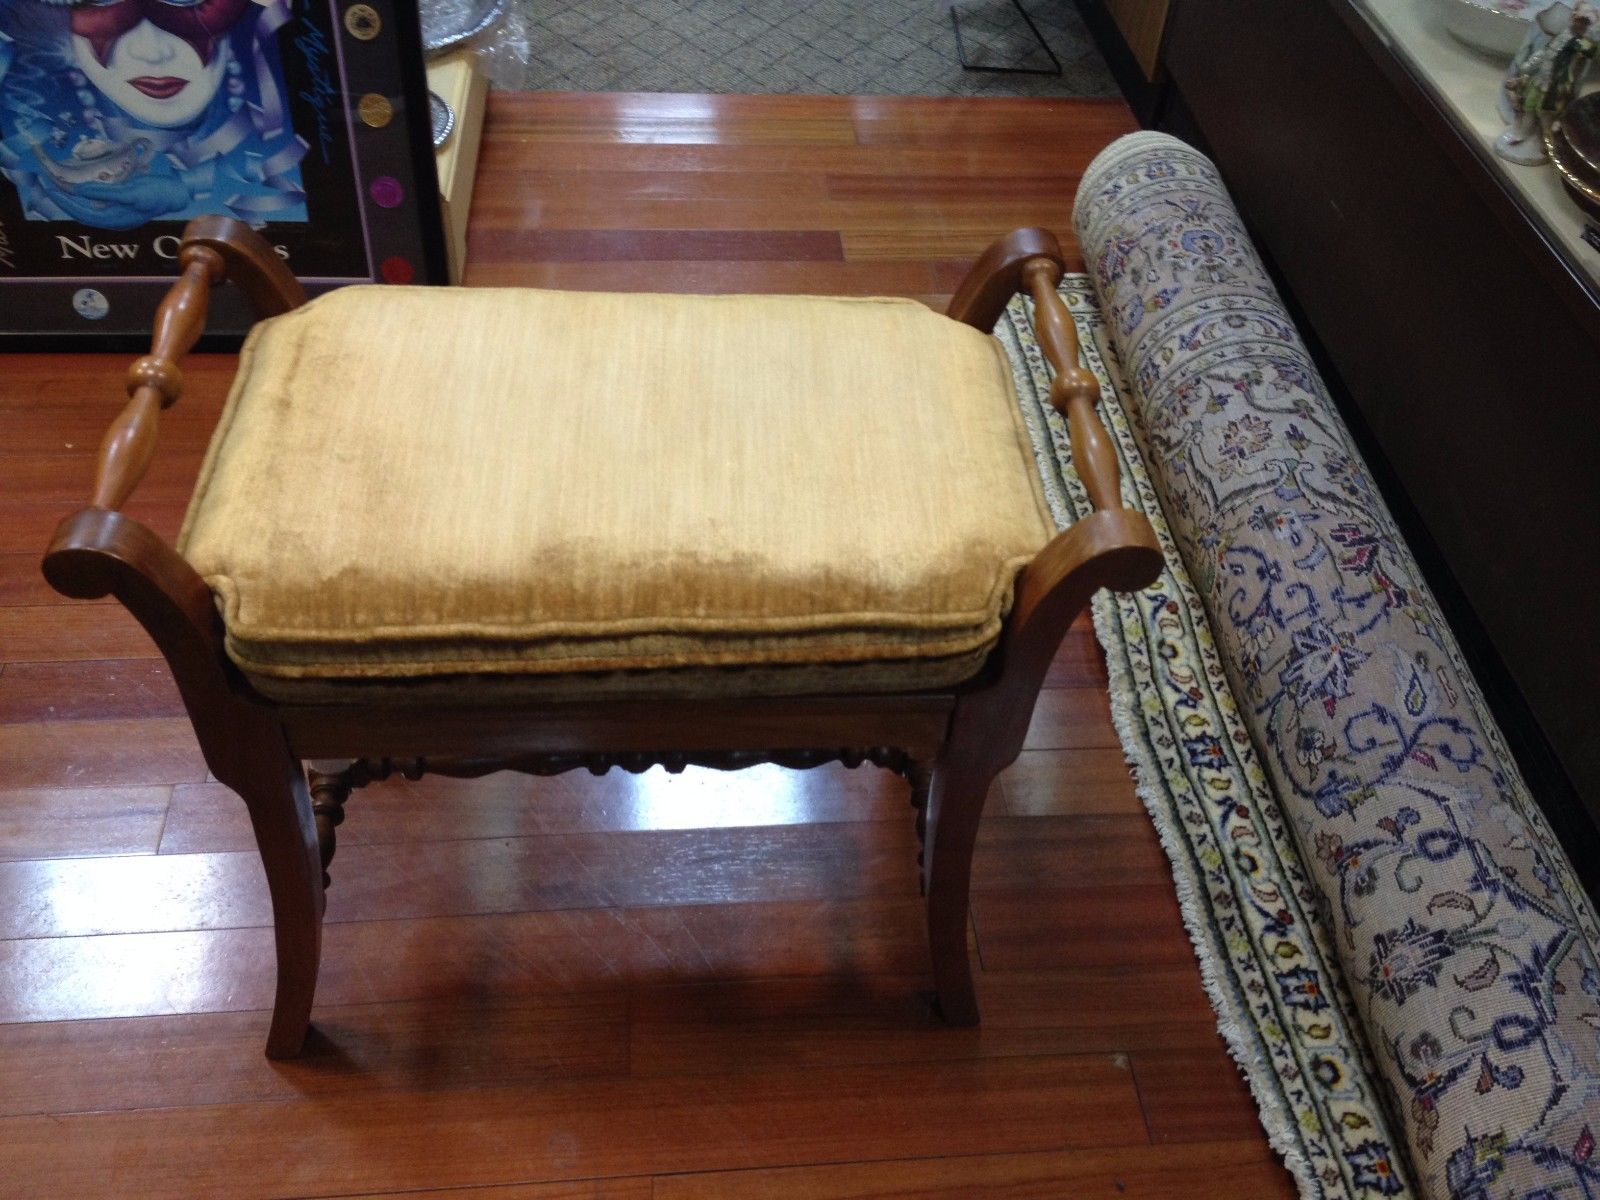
[86,216,306,512]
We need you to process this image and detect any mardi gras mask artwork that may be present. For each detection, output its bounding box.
[69,0,254,66]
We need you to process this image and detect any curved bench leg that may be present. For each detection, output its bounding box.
[43,511,328,1059]
[923,756,999,1026]
[232,729,325,1059]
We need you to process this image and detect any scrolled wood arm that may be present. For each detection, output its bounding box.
[947,228,1163,719]
[86,216,306,512]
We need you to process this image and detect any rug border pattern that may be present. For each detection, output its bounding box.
[997,283,1415,1200]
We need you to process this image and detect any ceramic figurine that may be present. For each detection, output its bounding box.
[1496,1,1597,163]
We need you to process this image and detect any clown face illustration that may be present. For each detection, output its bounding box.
[70,1,241,129]
[0,0,309,229]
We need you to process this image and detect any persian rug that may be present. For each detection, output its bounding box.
[1068,131,1600,1200]
[997,282,1414,1200]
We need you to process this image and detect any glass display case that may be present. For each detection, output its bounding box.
[1348,0,1600,298]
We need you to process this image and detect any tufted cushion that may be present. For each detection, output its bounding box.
[177,285,1054,698]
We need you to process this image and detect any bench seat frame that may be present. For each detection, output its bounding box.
[43,217,1161,1058]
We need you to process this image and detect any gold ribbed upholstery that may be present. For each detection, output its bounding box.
[177,285,1055,699]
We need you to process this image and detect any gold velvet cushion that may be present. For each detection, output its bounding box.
[177,285,1055,698]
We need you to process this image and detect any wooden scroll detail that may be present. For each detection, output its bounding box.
[318,747,918,794]
[946,226,1065,333]
[86,216,306,513]
[1020,256,1124,514]
[180,214,307,318]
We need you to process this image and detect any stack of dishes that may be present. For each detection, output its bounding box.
[1546,93,1600,219]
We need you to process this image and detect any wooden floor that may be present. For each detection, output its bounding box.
[0,93,1297,1198]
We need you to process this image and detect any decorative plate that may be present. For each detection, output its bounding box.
[430,91,456,149]
[418,0,506,56]
[1559,90,1600,173]
[1546,114,1600,217]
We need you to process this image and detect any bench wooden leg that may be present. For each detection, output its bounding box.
[922,751,1001,1027]
[43,510,329,1059]
[232,727,325,1059]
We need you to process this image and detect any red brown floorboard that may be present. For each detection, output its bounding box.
[0,659,185,723]
[996,748,1148,817]
[1131,1045,1274,1144]
[650,1141,1294,1199]
[158,761,911,855]
[0,90,1296,1198]
[0,716,206,788]
[0,785,171,861]
[3,1055,1146,1200]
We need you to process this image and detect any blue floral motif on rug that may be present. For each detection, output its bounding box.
[1062,132,1600,1200]
[999,284,1412,1199]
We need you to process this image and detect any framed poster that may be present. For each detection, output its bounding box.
[0,0,447,349]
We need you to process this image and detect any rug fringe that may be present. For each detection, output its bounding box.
[1086,591,1325,1200]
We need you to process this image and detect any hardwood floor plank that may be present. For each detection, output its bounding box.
[308,1183,651,1200]
[493,91,862,118]
[851,99,1133,145]
[494,112,856,147]
[0,786,170,861]
[0,850,268,939]
[1022,688,1121,750]
[0,994,628,1118]
[0,898,934,1023]
[996,749,1144,818]
[0,405,221,456]
[0,355,234,411]
[500,197,1081,234]
[159,761,910,855]
[0,717,204,789]
[0,605,164,664]
[842,225,1078,263]
[651,1140,1296,1199]
[2,452,202,506]
[971,886,1195,971]
[0,660,184,724]
[1131,1046,1271,1145]
[973,815,1170,890]
[1043,614,1109,688]
[0,553,101,607]
[0,1054,1144,1200]
[473,138,1109,179]
[0,499,184,553]
[481,168,831,203]
[462,258,947,294]
[466,229,844,262]
[0,822,930,939]
[826,172,1086,200]
[628,966,1226,1079]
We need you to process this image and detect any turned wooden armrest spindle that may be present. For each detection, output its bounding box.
[85,216,306,513]
[1020,257,1124,515]
[950,233,1162,684]
[90,245,224,511]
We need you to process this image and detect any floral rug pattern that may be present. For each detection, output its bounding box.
[1067,132,1600,1200]
[998,284,1412,1199]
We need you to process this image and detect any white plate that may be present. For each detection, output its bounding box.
[1430,0,1537,57]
